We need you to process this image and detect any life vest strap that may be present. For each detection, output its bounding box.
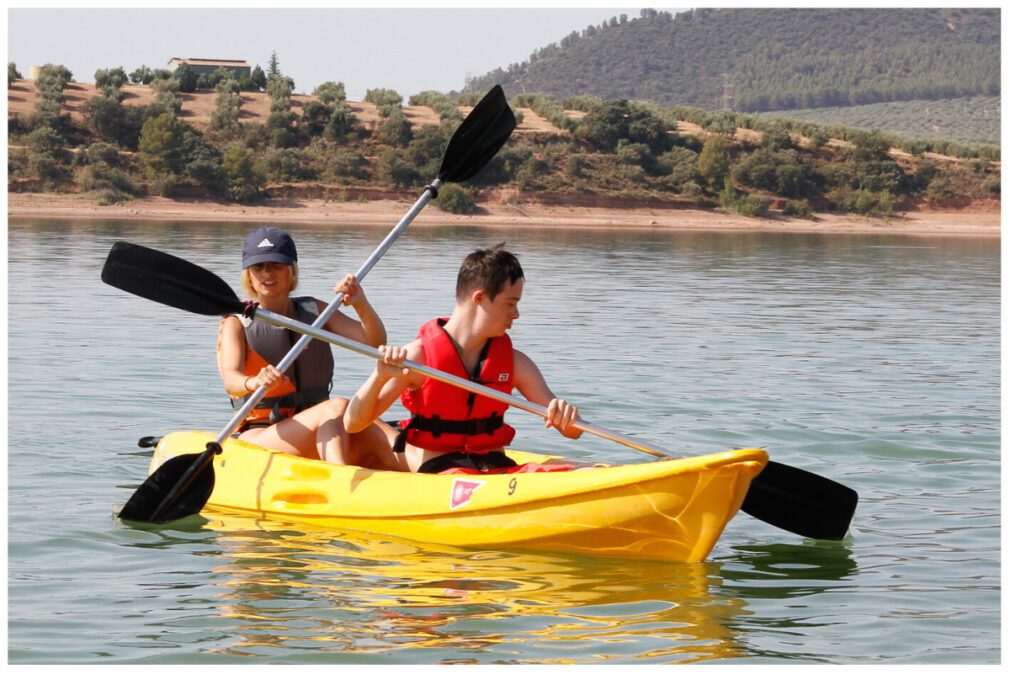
[392,412,504,453]
[230,386,331,413]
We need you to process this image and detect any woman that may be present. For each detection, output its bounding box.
[217,225,402,470]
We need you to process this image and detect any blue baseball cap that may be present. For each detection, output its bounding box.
[242,226,297,268]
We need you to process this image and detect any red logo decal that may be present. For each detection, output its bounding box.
[450,478,485,510]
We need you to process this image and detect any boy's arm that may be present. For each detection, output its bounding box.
[345,341,423,433]
[512,349,583,439]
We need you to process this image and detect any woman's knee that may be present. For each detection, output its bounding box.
[323,396,348,417]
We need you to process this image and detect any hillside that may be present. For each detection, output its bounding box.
[758,96,1001,146]
[8,73,1000,224]
[464,8,1000,113]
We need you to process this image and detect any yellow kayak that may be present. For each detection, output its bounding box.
[150,431,768,562]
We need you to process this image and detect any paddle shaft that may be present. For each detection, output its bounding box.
[248,306,671,459]
[214,179,441,445]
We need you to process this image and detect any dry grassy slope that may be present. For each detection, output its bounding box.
[7,80,565,135]
[8,80,984,167]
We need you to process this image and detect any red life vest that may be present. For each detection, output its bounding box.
[399,318,516,454]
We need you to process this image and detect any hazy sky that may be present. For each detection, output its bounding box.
[6,4,675,101]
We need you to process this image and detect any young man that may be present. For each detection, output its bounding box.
[345,244,582,474]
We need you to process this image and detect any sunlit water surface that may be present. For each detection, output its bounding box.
[7,218,999,663]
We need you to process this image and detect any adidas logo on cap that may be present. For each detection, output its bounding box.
[257,238,274,249]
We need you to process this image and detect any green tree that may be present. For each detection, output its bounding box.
[698,135,730,189]
[406,125,447,175]
[95,67,128,92]
[299,101,331,137]
[130,65,154,85]
[435,183,476,214]
[365,88,403,110]
[325,104,356,142]
[266,75,294,100]
[210,78,242,134]
[35,64,73,96]
[9,62,22,87]
[250,65,266,91]
[267,51,280,79]
[314,81,347,106]
[139,112,186,176]
[172,63,198,93]
[576,99,631,151]
[376,147,419,187]
[81,95,131,144]
[222,144,266,201]
[374,109,413,146]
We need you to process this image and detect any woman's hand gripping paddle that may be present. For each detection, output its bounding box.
[108,85,516,523]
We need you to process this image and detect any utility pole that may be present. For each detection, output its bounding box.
[722,73,735,112]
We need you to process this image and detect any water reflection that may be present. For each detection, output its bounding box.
[199,514,748,663]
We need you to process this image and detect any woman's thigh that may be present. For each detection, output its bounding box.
[239,400,344,459]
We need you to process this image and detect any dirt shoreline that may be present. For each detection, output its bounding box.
[6,192,1001,237]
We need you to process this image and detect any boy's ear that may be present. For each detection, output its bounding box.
[470,288,487,305]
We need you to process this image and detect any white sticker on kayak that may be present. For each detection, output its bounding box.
[450,478,485,510]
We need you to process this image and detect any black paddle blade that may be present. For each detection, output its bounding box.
[438,84,517,183]
[742,460,858,541]
[118,452,216,523]
[102,241,246,316]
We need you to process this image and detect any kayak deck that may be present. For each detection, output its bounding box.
[151,431,768,562]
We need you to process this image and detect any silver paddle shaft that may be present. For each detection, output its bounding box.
[247,306,673,459]
[214,179,442,444]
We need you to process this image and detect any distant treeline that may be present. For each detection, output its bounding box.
[465,8,1000,113]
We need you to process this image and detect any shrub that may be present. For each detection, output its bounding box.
[853,188,875,214]
[329,151,369,180]
[566,154,591,179]
[783,199,814,219]
[28,152,63,181]
[94,188,134,205]
[374,110,412,146]
[81,142,121,167]
[77,163,138,195]
[365,88,402,111]
[698,135,730,190]
[376,148,419,188]
[221,144,266,201]
[314,81,347,106]
[876,189,896,216]
[325,104,356,142]
[435,183,476,214]
[615,140,657,173]
[149,173,178,197]
[735,193,770,217]
[265,148,312,181]
[186,158,226,194]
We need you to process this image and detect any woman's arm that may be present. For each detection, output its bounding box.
[217,316,286,396]
[322,274,386,347]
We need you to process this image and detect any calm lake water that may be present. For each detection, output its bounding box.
[6,217,1000,664]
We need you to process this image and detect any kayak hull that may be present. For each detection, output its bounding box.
[149,431,768,562]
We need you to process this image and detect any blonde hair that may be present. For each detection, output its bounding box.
[241,262,299,299]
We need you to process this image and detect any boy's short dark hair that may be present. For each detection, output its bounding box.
[456,243,525,302]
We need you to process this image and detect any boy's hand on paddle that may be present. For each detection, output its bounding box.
[375,345,411,379]
[545,398,580,434]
